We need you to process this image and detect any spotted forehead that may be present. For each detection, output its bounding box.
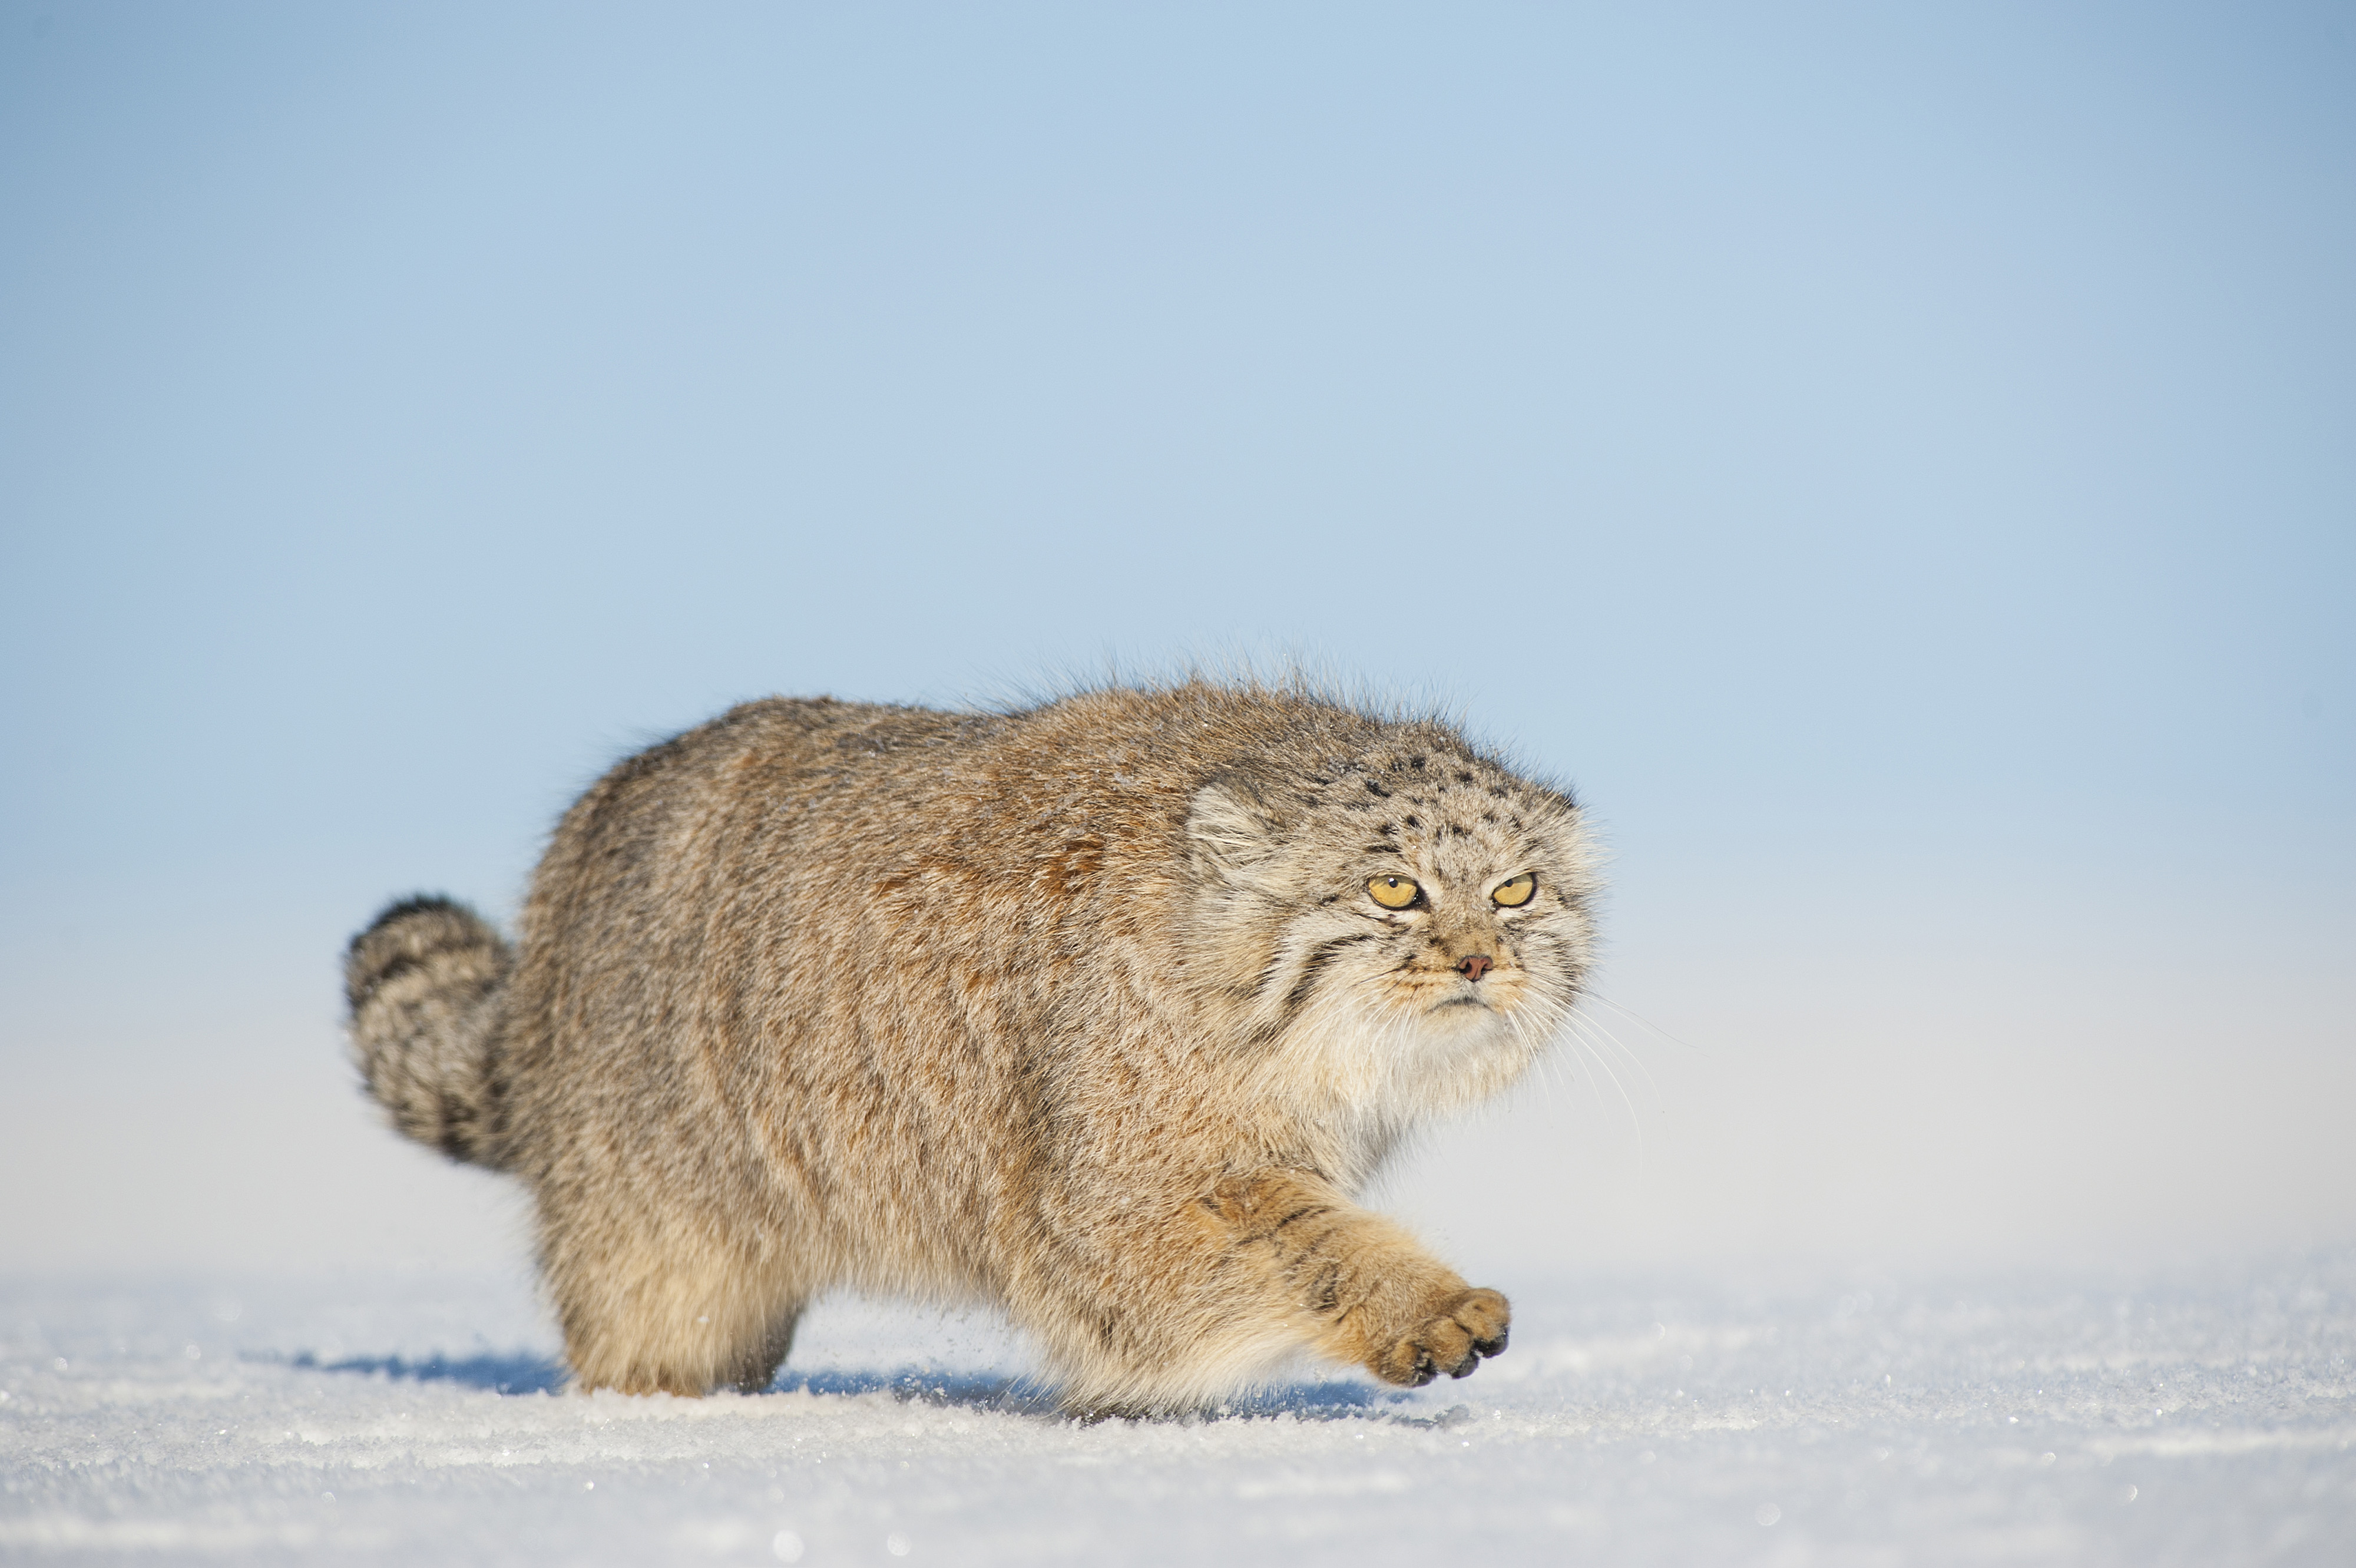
[1401,792,1550,882]
[1313,742,1527,802]
[1306,747,1565,862]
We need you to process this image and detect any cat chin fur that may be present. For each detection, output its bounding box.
[1246,991,1560,1190]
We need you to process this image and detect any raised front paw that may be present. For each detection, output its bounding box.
[1369,1287,1511,1387]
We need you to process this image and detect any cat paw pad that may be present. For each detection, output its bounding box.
[1373,1288,1511,1386]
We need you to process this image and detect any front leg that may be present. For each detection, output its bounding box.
[1207,1168,1510,1387]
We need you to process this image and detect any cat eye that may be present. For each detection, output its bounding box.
[1491,872,1538,908]
[1366,875,1422,910]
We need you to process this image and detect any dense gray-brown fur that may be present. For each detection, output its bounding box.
[344,680,1599,1412]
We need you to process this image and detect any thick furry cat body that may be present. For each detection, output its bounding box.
[347,682,1597,1412]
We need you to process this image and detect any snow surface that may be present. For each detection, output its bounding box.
[4,1255,2351,1566]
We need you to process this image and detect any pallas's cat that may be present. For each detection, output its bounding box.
[346,681,1598,1413]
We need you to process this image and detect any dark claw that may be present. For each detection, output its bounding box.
[1408,1351,1438,1387]
[1472,1327,1508,1358]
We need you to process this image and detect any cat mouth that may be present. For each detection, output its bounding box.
[1433,994,1492,1011]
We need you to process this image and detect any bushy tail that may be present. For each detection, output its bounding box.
[345,895,514,1170]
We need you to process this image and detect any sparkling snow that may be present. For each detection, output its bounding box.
[4,1256,2351,1565]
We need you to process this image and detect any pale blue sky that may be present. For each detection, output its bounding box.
[3,4,2350,1277]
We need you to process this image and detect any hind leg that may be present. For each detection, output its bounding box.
[542,1206,806,1396]
[558,1255,805,1397]
[720,1302,803,1394]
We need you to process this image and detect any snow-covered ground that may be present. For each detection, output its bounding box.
[4,1254,2350,1566]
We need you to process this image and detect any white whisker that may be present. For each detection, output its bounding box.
[1570,1005,1666,1107]
[1566,1020,1644,1147]
[1585,990,1704,1056]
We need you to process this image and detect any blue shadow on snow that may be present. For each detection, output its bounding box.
[277,1352,1439,1423]
[283,1349,566,1395]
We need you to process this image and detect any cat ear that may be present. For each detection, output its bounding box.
[1185,780,1282,882]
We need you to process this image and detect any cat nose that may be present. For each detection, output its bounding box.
[1456,954,1493,982]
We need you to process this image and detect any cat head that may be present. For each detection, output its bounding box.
[1181,728,1599,1127]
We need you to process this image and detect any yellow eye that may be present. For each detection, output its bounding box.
[1366,875,1421,910]
[1491,872,1537,908]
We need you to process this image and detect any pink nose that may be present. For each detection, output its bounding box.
[1457,954,1492,982]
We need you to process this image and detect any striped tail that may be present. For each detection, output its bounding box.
[344,894,513,1169]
